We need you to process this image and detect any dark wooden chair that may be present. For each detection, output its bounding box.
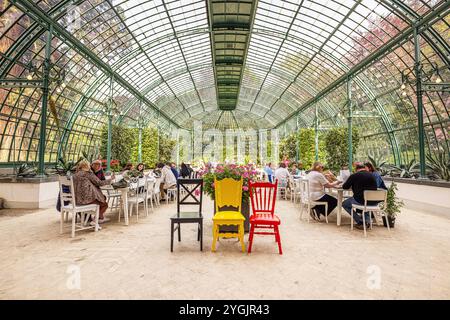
[170,179,203,252]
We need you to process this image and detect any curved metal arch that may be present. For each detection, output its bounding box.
[112,31,351,126]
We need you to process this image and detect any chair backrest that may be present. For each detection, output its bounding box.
[214,177,243,212]
[153,178,162,192]
[59,175,75,206]
[299,178,311,200]
[129,176,147,196]
[146,179,155,194]
[249,180,277,216]
[363,190,387,205]
[177,179,203,214]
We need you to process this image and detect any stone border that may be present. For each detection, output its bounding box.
[0,175,59,184]
[383,177,450,188]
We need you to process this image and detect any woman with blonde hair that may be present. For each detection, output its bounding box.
[305,162,340,220]
[72,160,112,223]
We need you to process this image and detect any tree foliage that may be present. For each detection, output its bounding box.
[323,127,360,172]
[100,125,177,168]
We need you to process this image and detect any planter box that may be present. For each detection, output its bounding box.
[384,177,450,219]
[0,176,59,209]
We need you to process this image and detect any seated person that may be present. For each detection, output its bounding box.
[342,163,379,229]
[72,161,112,224]
[180,162,190,178]
[136,163,145,177]
[157,162,177,201]
[264,163,274,183]
[290,164,300,176]
[274,163,290,187]
[365,161,387,190]
[170,162,179,179]
[91,160,105,181]
[306,162,340,220]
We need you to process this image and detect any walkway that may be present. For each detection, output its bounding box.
[0,197,449,299]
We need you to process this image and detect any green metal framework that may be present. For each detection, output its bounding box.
[0,0,448,168]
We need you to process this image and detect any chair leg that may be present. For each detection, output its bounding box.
[275,225,282,255]
[136,201,139,222]
[170,221,174,252]
[71,211,76,238]
[178,223,181,242]
[200,221,203,251]
[211,223,218,252]
[300,202,304,220]
[385,212,391,233]
[248,224,255,253]
[60,211,64,234]
[94,207,99,232]
[362,210,367,237]
[351,208,354,230]
[325,203,329,224]
[239,222,245,253]
[150,195,154,212]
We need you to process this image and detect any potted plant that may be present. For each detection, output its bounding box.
[199,164,259,233]
[55,157,83,176]
[382,182,404,228]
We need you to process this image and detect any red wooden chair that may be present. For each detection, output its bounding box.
[248,179,282,254]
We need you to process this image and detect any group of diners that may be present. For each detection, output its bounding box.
[59,160,197,227]
[304,161,386,230]
[263,160,387,230]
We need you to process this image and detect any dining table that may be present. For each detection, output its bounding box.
[325,187,353,226]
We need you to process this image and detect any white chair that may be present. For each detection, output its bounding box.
[166,184,177,204]
[277,178,288,200]
[299,178,329,223]
[145,178,155,212]
[288,176,297,202]
[351,190,388,237]
[59,175,100,238]
[128,176,148,221]
[292,178,302,204]
[153,178,162,207]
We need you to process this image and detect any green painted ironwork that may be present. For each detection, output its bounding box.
[38,25,53,176]
[347,78,353,173]
[414,27,426,178]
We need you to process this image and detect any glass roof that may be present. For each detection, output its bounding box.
[0,0,448,164]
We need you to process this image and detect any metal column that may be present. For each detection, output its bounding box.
[347,78,353,172]
[296,114,300,163]
[138,100,142,163]
[37,25,53,176]
[314,104,319,161]
[414,27,426,178]
[106,76,113,172]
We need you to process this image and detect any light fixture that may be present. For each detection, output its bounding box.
[402,91,407,97]
[435,75,442,84]
[401,83,406,90]
[27,74,33,80]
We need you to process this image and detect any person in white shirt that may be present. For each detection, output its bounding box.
[305,162,340,220]
[274,163,290,187]
[157,162,177,200]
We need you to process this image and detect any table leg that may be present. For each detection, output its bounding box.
[122,191,129,226]
[337,190,342,226]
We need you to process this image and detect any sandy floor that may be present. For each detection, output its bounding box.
[0,196,449,300]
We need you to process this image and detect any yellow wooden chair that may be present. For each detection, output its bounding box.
[212,177,246,252]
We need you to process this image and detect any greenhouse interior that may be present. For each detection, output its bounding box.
[0,0,449,301]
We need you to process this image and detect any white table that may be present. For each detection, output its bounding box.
[325,188,353,226]
[102,185,129,226]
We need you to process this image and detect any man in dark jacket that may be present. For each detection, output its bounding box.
[342,163,378,229]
